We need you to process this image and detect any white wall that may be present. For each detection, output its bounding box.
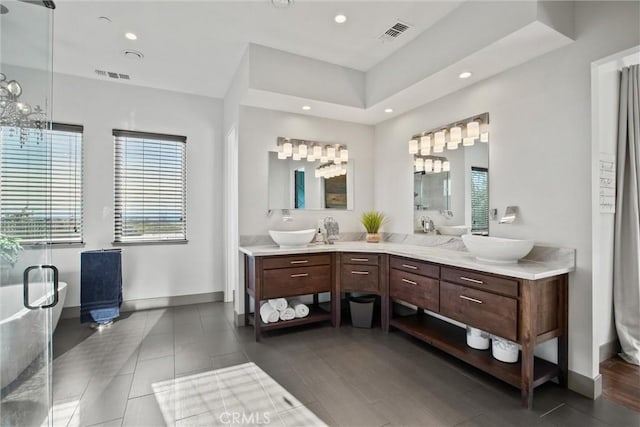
[591,47,640,355]
[374,1,640,383]
[238,106,375,236]
[47,73,224,307]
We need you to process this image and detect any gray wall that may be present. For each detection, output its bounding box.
[374,1,640,382]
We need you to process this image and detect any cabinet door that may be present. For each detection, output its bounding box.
[341,265,380,293]
[262,265,331,299]
[440,281,518,341]
[390,269,439,312]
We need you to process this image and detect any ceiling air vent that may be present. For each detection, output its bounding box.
[94,69,131,80]
[379,20,412,42]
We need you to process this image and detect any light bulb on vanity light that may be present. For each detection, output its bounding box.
[408,139,418,154]
[320,155,328,163]
[277,150,287,159]
[283,142,293,155]
[307,154,316,162]
[292,152,301,161]
[340,148,349,162]
[433,160,442,173]
[433,145,444,153]
[467,120,480,139]
[298,143,308,158]
[313,145,322,157]
[415,157,424,172]
[424,158,433,172]
[449,126,462,143]
[480,132,489,143]
[447,141,459,150]
[442,161,450,172]
[434,130,446,147]
[463,137,475,147]
[327,146,336,160]
[420,135,431,155]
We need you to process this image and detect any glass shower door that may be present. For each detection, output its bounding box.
[0,1,56,426]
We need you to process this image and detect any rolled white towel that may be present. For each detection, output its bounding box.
[260,302,279,324]
[288,299,309,318]
[268,298,288,311]
[279,306,296,321]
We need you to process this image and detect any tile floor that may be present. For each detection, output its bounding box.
[44,302,639,426]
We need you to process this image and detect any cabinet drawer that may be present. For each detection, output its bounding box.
[390,256,439,279]
[341,265,380,293]
[390,269,439,312]
[262,265,331,299]
[441,267,518,297]
[262,254,331,270]
[440,281,517,341]
[341,253,379,266]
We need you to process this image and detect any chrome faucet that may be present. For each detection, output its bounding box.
[420,216,435,234]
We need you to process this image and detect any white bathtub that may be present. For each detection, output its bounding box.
[0,281,67,389]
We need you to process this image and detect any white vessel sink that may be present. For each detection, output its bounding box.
[461,235,534,264]
[269,229,316,248]
[437,225,469,236]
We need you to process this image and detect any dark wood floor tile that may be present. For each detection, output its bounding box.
[542,404,610,427]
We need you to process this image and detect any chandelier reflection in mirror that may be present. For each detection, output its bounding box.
[0,73,47,145]
[276,137,349,179]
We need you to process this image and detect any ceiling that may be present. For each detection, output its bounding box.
[51,0,464,98]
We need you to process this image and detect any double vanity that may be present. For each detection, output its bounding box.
[240,239,574,409]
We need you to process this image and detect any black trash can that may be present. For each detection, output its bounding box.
[349,295,376,328]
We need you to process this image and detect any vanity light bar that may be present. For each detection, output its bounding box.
[408,112,489,156]
[276,137,349,165]
[414,155,449,174]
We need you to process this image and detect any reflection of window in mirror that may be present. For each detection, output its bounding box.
[471,167,489,234]
[324,175,347,209]
[294,169,305,209]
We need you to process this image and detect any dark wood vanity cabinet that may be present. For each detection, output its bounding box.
[244,249,569,409]
[388,257,569,409]
[336,253,389,331]
[244,253,336,340]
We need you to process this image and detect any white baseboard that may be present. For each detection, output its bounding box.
[61,291,225,319]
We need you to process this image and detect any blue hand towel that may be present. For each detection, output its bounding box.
[80,250,123,324]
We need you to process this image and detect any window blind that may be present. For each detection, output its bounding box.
[113,130,186,243]
[0,124,83,243]
[471,167,489,233]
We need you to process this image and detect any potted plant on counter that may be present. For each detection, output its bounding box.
[360,211,387,243]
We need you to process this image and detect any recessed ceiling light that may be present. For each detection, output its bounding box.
[384,108,393,113]
[125,32,138,40]
[459,71,472,79]
[271,0,293,8]
[334,14,347,24]
[302,105,311,111]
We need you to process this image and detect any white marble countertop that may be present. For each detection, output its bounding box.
[239,241,575,280]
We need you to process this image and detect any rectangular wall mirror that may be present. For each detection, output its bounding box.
[268,151,355,210]
[412,113,489,235]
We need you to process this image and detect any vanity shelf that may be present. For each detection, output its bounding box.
[390,314,559,389]
[248,306,332,332]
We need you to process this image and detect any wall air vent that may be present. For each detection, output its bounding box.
[94,69,131,80]
[379,20,412,42]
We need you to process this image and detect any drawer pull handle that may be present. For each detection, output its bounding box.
[460,295,483,304]
[460,276,484,285]
[290,260,309,265]
[290,273,309,278]
[402,278,417,285]
[351,258,369,262]
[402,264,418,270]
[351,271,369,275]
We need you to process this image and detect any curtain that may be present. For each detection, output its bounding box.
[614,64,640,365]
